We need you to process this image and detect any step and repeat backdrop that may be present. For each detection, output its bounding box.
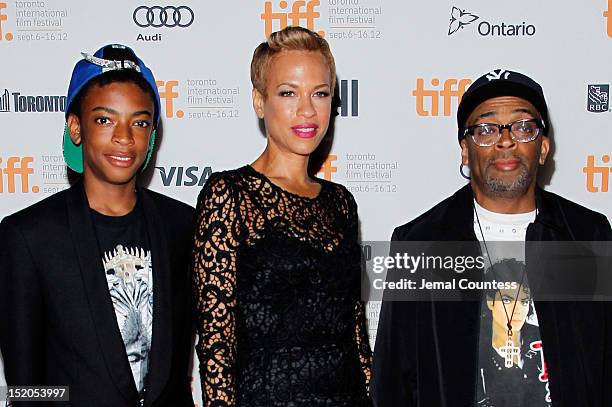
[1,0,611,403]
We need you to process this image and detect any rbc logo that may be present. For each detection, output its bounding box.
[261,0,323,37]
[413,78,472,116]
[587,84,609,113]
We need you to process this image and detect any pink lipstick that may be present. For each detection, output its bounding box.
[291,123,319,139]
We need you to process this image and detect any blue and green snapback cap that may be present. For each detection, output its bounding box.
[62,44,161,173]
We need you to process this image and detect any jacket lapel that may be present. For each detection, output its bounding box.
[530,187,572,240]
[434,183,482,405]
[139,190,173,406]
[443,184,479,241]
[65,181,139,403]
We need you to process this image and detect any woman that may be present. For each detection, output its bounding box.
[192,26,372,406]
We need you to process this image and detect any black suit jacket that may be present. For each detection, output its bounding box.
[371,184,612,407]
[0,181,195,406]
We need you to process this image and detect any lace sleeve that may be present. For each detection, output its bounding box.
[192,174,240,406]
[346,189,373,392]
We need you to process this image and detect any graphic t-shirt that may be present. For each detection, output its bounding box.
[473,201,551,407]
[91,201,153,398]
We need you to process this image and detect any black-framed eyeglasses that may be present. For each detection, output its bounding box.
[463,118,545,147]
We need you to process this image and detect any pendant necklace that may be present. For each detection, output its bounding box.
[474,203,527,368]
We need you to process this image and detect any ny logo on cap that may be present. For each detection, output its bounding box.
[486,69,510,81]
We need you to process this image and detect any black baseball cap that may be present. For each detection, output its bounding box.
[457,69,549,143]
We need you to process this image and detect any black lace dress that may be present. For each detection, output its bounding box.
[192,165,372,407]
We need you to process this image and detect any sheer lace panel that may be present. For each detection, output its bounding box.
[193,175,239,405]
[193,166,372,406]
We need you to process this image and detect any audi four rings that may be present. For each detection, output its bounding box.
[133,6,195,28]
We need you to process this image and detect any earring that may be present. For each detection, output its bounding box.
[460,163,471,180]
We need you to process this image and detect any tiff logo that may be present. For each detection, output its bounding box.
[0,157,39,193]
[583,154,611,192]
[413,78,472,116]
[156,80,184,118]
[0,89,9,112]
[339,79,358,117]
[587,84,609,112]
[156,166,212,186]
[605,0,612,37]
[0,2,13,41]
[261,0,322,37]
[317,154,337,181]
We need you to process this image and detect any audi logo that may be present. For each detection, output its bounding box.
[133,6,195,28]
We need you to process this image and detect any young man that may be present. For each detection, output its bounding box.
[371,69,611,406]
[0,44,195,406]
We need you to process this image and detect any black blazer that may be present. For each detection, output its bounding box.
[0,181,195,407]
[371,184,612,407]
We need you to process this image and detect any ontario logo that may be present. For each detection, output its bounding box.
[261,0,323,37]
[447,6,536,37]
[587,84,609,113]
[448,6,478,35]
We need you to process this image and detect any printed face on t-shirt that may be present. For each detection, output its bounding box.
[487,285,531,334]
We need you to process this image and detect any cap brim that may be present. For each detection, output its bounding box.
[62,124,83,173]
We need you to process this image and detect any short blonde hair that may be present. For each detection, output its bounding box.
[251,26,337,98]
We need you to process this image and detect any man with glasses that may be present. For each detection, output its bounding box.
[371,69,611,406]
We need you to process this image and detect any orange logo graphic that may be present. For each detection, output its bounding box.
[413,78,472,116]
[605,0,612,37]
[0,156,38,193]
[261,0,323,37]
[156,80,184,119]
[0,2,13,41]
[317,154,337,181]
[583,154,611,192]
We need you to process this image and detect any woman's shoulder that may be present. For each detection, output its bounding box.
[200,166,253,192]
[207,166,249,183]
[195,167,252,209]
[319,178,356,208]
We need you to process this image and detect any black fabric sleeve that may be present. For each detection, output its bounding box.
[371,227,417,407]
[0,217,45,386]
